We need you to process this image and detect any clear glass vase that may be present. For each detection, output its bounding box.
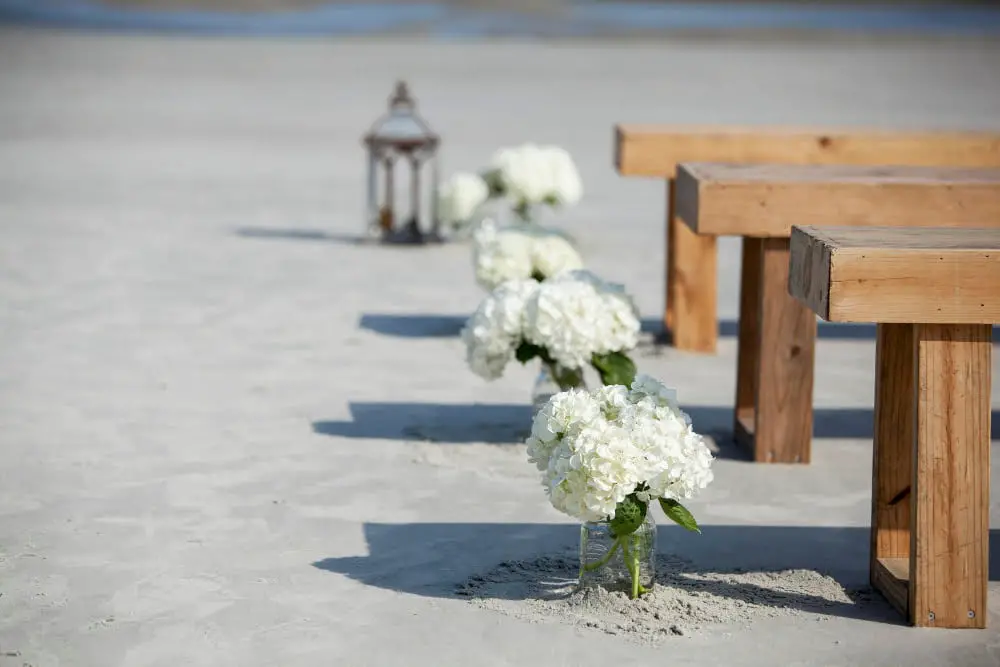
[579,511,656,598]
[531,362,586,415]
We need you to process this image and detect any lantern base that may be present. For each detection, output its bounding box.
[380,217,443,245]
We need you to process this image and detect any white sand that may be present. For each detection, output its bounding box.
[463,552,860,643]
[0,27,999,667]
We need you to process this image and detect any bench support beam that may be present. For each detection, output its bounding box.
[734,237,816,463]
[871,323,991,628]
[666,180,718,353]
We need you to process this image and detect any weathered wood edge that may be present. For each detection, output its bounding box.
[788,226,833,321]
[674,164,702,233]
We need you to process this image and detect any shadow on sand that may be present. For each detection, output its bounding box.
[357,313,906,342]
[313,522,1000,619]
[312,402,1000,453]
[360,313,1000,344]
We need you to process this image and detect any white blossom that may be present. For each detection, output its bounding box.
[460,278,537,380]
[525,375,715,523]
[523,270,640,370]
[487,143,583,209]
[472,220,583,290]
[437,172,489,228]
[461,270,639,382]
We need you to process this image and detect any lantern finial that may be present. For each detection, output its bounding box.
[389,81,415,112]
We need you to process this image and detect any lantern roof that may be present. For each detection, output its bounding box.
[365,81,438,149]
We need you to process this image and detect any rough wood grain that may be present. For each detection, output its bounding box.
[734,238,763,451]
[666,180,718,353]
[615,125,1000,177]
[871,323,915,610]
[752,238,816,463]
[910,323,991,628]
[675,164,1000,237]
[789,226,1000,324]
[873,557,910,619]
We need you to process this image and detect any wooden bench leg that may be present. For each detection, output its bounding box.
[870,323,915,617]
[745,237,816,463]
[871,323,991,628]
[665,179,718,354]
[912,323,991,628]
[734,238,762,450]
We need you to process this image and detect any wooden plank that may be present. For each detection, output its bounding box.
[667,180,718,353]
[615,125,1000,177]
[752,238,816,463]
[734,238,763,452]
[872,557,910,619]
[910,324,991,628]
[788,226,1000,324]
[675,164,1000,237]
[871,324,915,599]
[788,225,832,321]
[665,180,676,331]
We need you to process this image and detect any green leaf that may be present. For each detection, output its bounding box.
[590,351,637,387]
[515,342,547,365]
[659,498,701,534]
[609,494,647,538]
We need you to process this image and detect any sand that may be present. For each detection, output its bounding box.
[462,552,861,644]
[0,26,999,667]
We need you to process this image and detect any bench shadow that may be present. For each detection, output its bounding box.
[235,226,366,245]
[313,402,532,444]
[313,523,1000,620]
[657,322,1000,345]
[358,313,665,339]
[360,315,1000,343]
[313,402,1000,452]
[684,405,1000,450]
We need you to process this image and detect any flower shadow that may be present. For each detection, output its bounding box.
[358,313,666,339]
[313,523,1000,622]
[313,402,532,444]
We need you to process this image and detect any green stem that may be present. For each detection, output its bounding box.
[581,539,621,573]
[620,536,640,599]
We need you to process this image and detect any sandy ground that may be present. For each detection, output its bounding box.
[0,27,999,667]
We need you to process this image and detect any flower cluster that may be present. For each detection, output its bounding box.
[526,270,639,371]
[526,376,715,523]
[472,220,584,290]
[461,279,536,381]
[486,144,583,210]
[437,172,489,229]
[461,270,640,381]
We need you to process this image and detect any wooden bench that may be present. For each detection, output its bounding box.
[674,164,1000,463]
[614,125,1000,353]
[789,226,998,629]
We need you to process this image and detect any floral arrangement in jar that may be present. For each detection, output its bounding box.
[436,143,582,234]
[460,270,640,410]
[472,220,583,291]
[526,376,714,598]
[482,143,583,223]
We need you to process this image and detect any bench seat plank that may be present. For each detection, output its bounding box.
[675,164,1000,237]
[789,226,1000,324]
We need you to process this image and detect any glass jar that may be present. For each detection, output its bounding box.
[579,511,656,598]
[531,362,586,415]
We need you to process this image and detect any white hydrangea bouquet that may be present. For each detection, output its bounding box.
[437,172,491,233]
[461,269,640,393]
[472,220,584,291]
[526,376,714,599]
[483,143,583,223]
[435,143,582,236]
